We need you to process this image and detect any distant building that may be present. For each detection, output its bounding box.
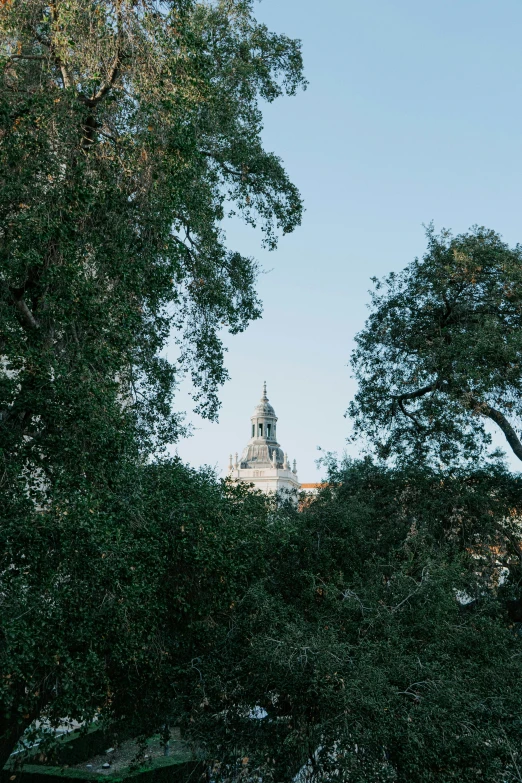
[228,382,300,495]
[299,483,324,496]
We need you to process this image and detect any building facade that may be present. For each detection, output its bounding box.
[228,383,300,495]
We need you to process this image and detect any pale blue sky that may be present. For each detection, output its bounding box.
[172,0,522,480]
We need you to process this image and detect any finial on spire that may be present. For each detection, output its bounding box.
[293,459,297,474]
[283,452,288,469]
[229,454,233,471]
[235,452,239,468]
[262,380,267,400]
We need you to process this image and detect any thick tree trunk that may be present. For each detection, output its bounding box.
[481,402,522,462]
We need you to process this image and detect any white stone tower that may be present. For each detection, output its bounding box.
[228,382,300,495]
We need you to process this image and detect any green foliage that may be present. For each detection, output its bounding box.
[0,458,273,767]
[185,460,522,782]
[0,0,306,765]
[0,0,305,481]
[349,225,522,466]
[3,7,521,780]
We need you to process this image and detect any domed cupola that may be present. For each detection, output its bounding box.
[252,381,276,420]
[240,382,284,468]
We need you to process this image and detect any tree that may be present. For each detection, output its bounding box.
[0,458,274,768]
[186,460,522,783]
[348,226,522,467]
[0,0,305,480]
[0,0,306,766]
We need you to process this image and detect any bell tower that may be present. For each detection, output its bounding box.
[228,382,300,495]
[250,381,278,450]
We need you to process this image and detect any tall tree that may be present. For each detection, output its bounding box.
[0,0,305,766]
[0,0,305,481]
[349,226,522,466]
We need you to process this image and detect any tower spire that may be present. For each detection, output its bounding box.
[262,380,267,401]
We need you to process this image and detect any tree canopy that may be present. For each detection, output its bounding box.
[0,0,306,484]
[4,455,518,782]
[349,226,522,467]
[3,6,522,780]
[0,0,306,766]
[0,457,274,768]
[186,459,522,783]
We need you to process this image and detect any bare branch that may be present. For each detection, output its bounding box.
[91,55,121,104]
[390,382,440,427]
[391,379,522,464]
[5,283,40,331]
[471,399,522,463]
[47,4,75,90]
[392,382,442,405]
[391,569,428,613]
[8,55,48,61]
[12,296,40,331]
[398,398,424,431]
[87,1,123,105]
[201,151,247,180]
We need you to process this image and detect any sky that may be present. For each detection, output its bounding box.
[171,0,522,480]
